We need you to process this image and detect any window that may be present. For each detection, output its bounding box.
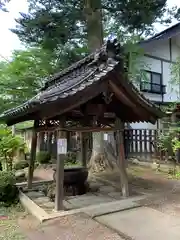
[140,71,166,94]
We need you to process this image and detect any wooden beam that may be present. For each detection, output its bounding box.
[27,120,38,189]
[54,119,66,211]
[110,81,136,108]
[47,132,53,153]
[80,132,88,167]
[66,131,71,152]
[34,126,117,133]
[115,118,129,197]
[109,81,149,121]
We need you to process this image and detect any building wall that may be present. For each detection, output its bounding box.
[131,36,180,130]
[145,39,171,60]
[143,39,180,102]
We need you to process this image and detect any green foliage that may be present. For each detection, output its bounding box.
[0,127,26,171]
[0,171,19,206]
[0,48,62,112]
[11,0,178,51]
[172,136,180,153]
[174,171,180,179]
[65,151,78,166]
[156,127,180,158]
[36,151,51,164]
[157,130,175,153]
[170,57,180,99]
[122,35,150,83]
[13,160,29,170]
[0,46,87,113]
[3,0,173,111]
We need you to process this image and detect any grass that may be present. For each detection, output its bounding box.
[0,204,26,240]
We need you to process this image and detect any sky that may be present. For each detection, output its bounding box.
[0,0,28,60]
[0,0,180,60]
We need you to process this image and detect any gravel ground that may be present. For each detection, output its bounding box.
[97,165,180,218]
[21,164,180,238]
[19,213,123,240]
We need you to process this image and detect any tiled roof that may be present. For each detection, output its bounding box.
[0,39,164,125]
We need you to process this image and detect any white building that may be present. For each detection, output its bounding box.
[131,22,180,130]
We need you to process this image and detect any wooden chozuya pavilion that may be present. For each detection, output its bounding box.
[0,39,164,211]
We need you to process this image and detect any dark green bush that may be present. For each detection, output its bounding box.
[36,151,51,164]
[13,160,29,170]
[0,171,19,206]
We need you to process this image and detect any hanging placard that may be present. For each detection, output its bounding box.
[57,138,67,154]
[104,133,108,141]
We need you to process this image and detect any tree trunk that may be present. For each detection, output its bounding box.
[84,0,118,173]
[84,0,108,173]
[88,132,104,172]
[88,132,117,172]
[84,0,103,52]
[91,132,104,157]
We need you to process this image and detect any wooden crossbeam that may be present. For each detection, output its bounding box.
[33,126,119,133]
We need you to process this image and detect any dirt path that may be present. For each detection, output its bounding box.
[97,165,180,217]
[18,213,123,240]
[33,164,180,218]
[18,164,180,238]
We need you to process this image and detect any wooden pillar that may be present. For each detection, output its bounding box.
[27,121,38,189]
[38,131,44,151]
[54,120,66,211]
[36,133,40,152]
[53,131,57,158]
[66,131,71,152]
[80,132,88,167]
[115,118,129,197]
[47,132,53,153]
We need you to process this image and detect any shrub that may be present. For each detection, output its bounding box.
[13,160,29,170]
[36,151,51,164]
[0,128,27,171]
[156,129,178,159]
[65,151,77,165]
[0,171,19,206]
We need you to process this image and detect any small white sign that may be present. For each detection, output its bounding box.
[104,133,108,141]
[57,138,67,154]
